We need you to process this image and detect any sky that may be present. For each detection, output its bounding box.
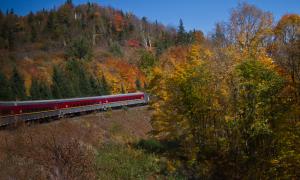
[1,0,299,34]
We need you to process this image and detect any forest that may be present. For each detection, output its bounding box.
[0,0,179,100]
[0,0,299,179]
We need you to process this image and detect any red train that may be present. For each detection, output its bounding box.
[0,92,149,127]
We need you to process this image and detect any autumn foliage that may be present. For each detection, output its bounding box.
[149,3,300,179]
[0,1,299,179]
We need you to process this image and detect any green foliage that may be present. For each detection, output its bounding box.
[0,1,176,56]
[0,71,12,100]
[66,37,92,60]
[1,10,18,50]
[135,78,142,91]
[155,32,175,57]
[96,143,160,179]
[176,19,189,45]
[139,50,157,74]
[109,41,123,57]
[30,78,52,100]
[225,59,288,178]
[135,139,165,153]
[51,65,74,99]
[89,76,101,96]
[151,57,294,178]
[66,59,92,96]
[234,60,286,127]
[100,74,111,95]
[10,67,26,100]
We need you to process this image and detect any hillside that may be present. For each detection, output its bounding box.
[0,0,188,100]
[0,1,299,179]
[0,106,165,179]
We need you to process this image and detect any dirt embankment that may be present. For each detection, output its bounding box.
[0,106,153,179]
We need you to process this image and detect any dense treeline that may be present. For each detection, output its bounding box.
[0,0,203,100]
[0,0,201,54]
[0,1,299,179]
[0,1,203,100]
[149,3,300,179]
[0,34,112,100]
[0,62,111,100]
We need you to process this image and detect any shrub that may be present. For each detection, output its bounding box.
[109,41,123,57]
[96,143,160,179]
[135,139,165,153]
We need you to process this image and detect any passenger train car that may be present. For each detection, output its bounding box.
[0,92,149,127]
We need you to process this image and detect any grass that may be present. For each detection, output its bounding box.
[95,142,186,180]
[0,107,186,179]
[96,143,160,179]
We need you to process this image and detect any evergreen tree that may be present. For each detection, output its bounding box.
[10,67,26,100]
[89,76,100,96]
[139,50,157,75]
[176,19,187,45]
[66,59,92,96]
[66,60,81,96]
[51,66,74,99]
[30,78,41,100]
[30,78,52,100]
[3,9,18,50]
[100,74,111,95]
[0,72,12,100]
[135,78,142,91]
[27,12,37,42]
[66,37,92,60]
[51,66,62,99]
[39,81,52,99]
[78,68,92,96]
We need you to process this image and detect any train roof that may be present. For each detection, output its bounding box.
[0,92,145,106]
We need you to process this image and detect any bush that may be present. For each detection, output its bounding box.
[0,122,97,179]
[109,41,123,57]
[66,37,92,60]
[135,139,165,153]
[96,143,160,179]
[139,50,157,72]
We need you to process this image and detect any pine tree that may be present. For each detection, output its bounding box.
[39,81,52,99]
[30,78,41,100]
[2,9,18,50]
[176,19,187,45]
[78,68,92,96]
[51,66,74,99]
[66,59,92,96]
[0,72,12,100]
[10,67,26,100]
[66,37,92,60]
[51,66,62,99]
[100,74,111,95]
[135,78,142,91]
[30,78,52,100]
[89,76,100,96]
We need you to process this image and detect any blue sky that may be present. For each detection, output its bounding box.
[1,0,299,34]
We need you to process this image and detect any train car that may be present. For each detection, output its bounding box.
[0,92,149,127]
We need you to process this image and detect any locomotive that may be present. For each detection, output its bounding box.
[0,92,149,127]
